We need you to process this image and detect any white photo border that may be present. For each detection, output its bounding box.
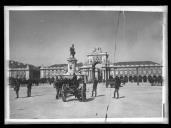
[4,6,168,124]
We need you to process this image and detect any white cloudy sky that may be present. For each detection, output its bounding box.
[9,10,163,66]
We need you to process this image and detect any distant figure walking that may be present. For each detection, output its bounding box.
[27,79,32,97]
[92,78,98,97]
[14,78,20,98]
[114,76,121,99]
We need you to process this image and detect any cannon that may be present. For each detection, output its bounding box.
[55,75,86,102]
[61,82,86,102]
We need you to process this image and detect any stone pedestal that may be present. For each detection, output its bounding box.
[66,57,77,75]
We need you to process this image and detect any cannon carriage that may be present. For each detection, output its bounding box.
[55,75,86,102]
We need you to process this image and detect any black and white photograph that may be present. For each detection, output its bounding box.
[4,6,168,124]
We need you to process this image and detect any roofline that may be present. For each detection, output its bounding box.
[102,65,162,68]
[87,52,109,56]
[113,61,160,65]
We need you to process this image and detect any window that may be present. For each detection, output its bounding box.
[153,69,156,74]
[129,70,132,74]
[120,71,123,74]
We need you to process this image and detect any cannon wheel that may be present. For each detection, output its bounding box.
[62,92,66,102]
[61,85,67,102]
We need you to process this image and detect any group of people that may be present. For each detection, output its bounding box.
[11,74,84,100]
[11,74,122,100]
[53,75,121,100]
[12,78,33,98]
[53,74,84,99]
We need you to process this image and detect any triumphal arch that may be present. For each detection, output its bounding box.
[80,48,110,83]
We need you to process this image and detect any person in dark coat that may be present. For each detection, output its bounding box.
[114,76,121,99]
[150,77,154,86]
[72,73,79,89]
[73,73,77,83]
[55,77,61,99]
[27,79,32,97]
[92,78,98,97]
[53,77,57,88]
[14,78,20,98]
[82,79,87,101]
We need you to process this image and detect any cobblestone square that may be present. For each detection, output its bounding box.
[9,83,162,119]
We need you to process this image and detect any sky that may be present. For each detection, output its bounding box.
[9,10,163,66]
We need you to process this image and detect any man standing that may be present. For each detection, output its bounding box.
[73,73,77,82]
[55,76,61,99]
[114,76,121,99]
[14,78,20,98]
[151,77,154,86]
[82,79,87,101]
[27,79,32,97]
[92,78,98,97]
[73,73,78,88]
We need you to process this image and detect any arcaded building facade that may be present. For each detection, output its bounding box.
[80,61,162,83]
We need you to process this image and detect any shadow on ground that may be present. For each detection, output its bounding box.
[65,97,95,102]
[95,94,105,97]
[112,96,125,99]
[85,97,95,102]
[66,98,78,102]
[20,94,45,98]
